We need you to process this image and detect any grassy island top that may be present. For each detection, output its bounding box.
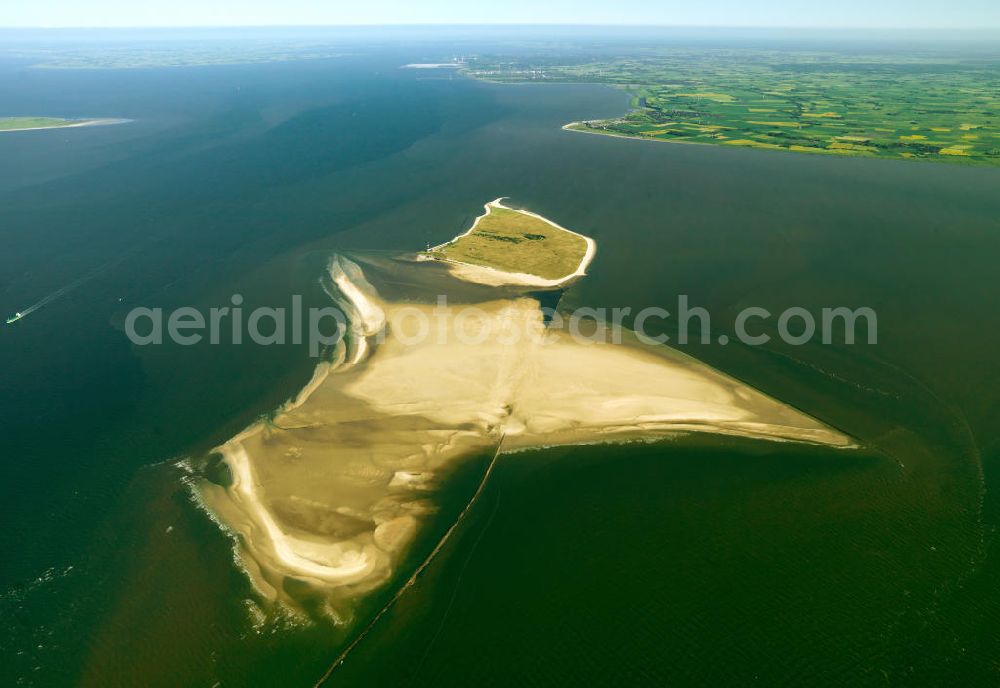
[0,117,79,131]
[428,201,592,282]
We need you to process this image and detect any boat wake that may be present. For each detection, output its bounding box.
[5,250,136,326]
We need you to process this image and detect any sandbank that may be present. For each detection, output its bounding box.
[198,245,852,615]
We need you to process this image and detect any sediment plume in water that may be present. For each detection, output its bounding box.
[197,230,852,619]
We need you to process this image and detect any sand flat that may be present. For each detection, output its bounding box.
[198,247,851,615]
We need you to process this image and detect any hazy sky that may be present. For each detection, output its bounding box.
[2,0,998,29]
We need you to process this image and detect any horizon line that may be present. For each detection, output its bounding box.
[3,23,1000,32]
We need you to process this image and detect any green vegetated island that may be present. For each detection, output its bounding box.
[424,199,594,285]
[0,117,127,132]
[0,117,80,132]
[465,49,1000,165]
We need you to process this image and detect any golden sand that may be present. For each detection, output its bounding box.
[198,211,852,617]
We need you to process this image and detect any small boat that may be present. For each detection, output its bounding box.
[5,311,24,324]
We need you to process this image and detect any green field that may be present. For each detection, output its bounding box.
[429,204,588,280]
[0,117,78,131]
[466,49,1000,165]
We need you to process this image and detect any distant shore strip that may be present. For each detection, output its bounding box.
[0,118,132,134]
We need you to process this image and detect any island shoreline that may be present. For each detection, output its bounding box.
[425,197,597,288]
[0,117,132,134]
